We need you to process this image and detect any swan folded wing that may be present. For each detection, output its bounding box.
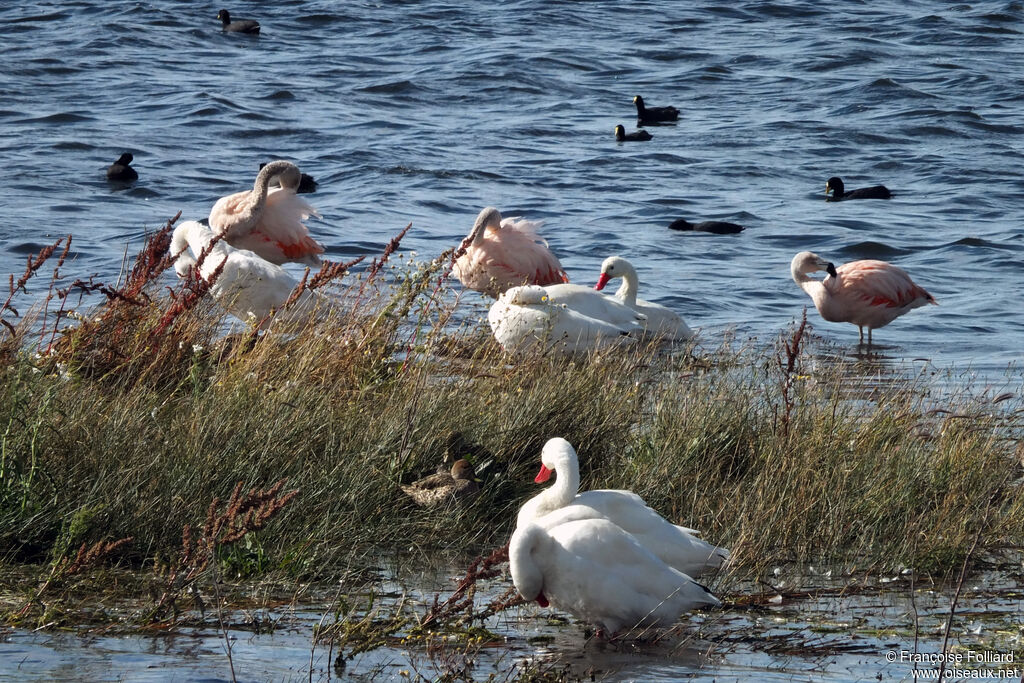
[548,519,719,631]
[547,307,638,352]
[544,285,647,328]
[567,490,729,575]
[488,291,637,354]
[213,257,290,320]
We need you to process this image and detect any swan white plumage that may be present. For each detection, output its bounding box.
[487,285,641,354]
[517,438,728,578]
[540,283,649,329]
[594,256,694,341]
[208,160,325,267]
[170,220,321,329]
[510,519,720,635]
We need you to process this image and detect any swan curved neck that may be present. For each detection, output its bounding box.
[509,524,548,601]
[616,269,638,304]
[542,453,579,512]
[516,450,580,527]
[171,222,214,277]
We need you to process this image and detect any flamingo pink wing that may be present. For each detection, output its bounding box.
[836,260,933,308]
[208,190,256,237]
[256,188,325,261]
[486,218,568,286]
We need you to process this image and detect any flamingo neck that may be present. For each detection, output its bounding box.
[791,262,817,291]
[249,162,282,209]
[471,217,496,246]
[235,161,295,231]
[471,223,488,246]
[793,266,832,310]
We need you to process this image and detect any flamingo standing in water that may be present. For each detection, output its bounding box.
[453,207,569,298]
[791,251,937,345]
[208,160,324,267]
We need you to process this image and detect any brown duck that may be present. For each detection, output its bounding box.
[401,459,479,508]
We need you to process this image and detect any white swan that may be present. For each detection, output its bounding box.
[594,256,694,341]
[170,220,321,329]
[510,519,720,635]
[487,285,641,354]
[208,160,325,267]
[517,438,728,578]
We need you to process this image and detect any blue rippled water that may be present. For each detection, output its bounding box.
[2,1,1022,375]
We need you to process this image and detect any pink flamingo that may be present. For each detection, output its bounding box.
[208,160,324,267]
[453,207,569,298]
[791,251,937,345]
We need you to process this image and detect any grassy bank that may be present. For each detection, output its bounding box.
[0,217,1022,629]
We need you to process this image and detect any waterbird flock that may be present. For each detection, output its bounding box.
[122,81,932,349]
[99,21,938,630]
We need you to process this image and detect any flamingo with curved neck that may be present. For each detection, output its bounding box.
[454,207,569,298]
[517,438,729,577]
[791,251,936,345]
[209,160,324,267]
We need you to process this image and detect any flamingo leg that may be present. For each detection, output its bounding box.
[857,326,864,344]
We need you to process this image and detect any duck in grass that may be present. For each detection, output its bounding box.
[633,95,679,125]
[614,125,652,142]
[401,459,479,508]
[825,176,892,201]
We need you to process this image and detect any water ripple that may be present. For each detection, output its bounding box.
[0,0,1020,375]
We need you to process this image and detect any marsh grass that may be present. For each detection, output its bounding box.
[0,215,1021,635]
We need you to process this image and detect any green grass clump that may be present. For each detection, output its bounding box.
[0,215,1021,601]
